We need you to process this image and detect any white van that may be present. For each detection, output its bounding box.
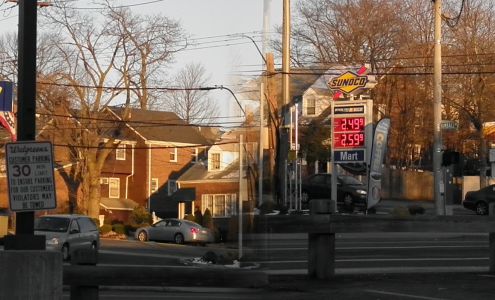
[34,214,100,261]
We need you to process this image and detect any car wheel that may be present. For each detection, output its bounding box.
[475,202,489,215]
[62,243,70,261]
[137,230,148,242]
[174,233,184,244]
[343,194,355,213]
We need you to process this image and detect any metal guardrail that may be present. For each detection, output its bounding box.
[255,214,495,279]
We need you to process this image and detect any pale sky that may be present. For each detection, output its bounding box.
[0,0,285,122]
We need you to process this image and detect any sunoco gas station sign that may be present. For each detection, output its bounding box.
[6,141,57,211]
[328,71,369,95]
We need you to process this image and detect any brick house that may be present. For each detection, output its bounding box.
[10,107,211,223]
[175,128,259,234]
[97,107,211,222]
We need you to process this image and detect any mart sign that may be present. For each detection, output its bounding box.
[328,71,368,95]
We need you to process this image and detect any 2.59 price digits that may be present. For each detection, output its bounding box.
[334,133,364,148]
[334,117,365,131]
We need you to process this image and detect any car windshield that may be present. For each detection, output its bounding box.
[34,217,70,232]
[339,176,363,185]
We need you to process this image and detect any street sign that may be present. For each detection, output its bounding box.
[328,71,368,95]
[333,150,365,163]
[6,141,57,211]
[441,120,458,131]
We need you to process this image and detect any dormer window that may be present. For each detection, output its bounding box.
[306,97,316,116]
[210,153,221,170]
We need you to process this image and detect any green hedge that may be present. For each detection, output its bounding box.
[112,223,126,235]
[100,224,112,234]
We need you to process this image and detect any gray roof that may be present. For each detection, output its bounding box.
[100,197,139,211]
[109,107,209,145]
[177,160,239,183]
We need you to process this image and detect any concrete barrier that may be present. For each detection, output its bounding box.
[0,251,62,300]
[256,215,495,280]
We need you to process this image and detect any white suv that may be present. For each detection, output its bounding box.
[34,214,100,261]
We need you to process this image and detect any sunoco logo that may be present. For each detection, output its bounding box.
[328,71,368,94]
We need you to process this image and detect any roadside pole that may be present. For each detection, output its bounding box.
[0,2,63,299]
[238,134,244,260]
[433,0,446,215]
[8,0,45,249]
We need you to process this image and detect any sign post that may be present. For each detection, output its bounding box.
[327,67,373,213]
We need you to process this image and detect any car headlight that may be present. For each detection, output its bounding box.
[46,238,60,246]
[356,190,367,195]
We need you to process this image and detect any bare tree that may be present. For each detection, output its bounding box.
[34,1,186,218]
[163,63,219,124]
[105,3,186,110]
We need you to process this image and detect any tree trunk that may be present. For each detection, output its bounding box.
[87,176,101,219]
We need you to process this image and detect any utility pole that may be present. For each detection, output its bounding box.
[278,0,290,205]
[238,134,244,260]
[7,0,45,250]
[433,0,445,215]
[259,81,264,206]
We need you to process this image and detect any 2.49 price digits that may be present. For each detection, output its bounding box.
[334,133,364,148]
[334,117,365,131]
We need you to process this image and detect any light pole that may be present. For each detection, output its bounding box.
[433,0,445,215]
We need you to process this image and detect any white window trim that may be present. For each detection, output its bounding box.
[201,193,237,217]
[109,178,120,198]
[151,178,159,193]
[306,97,316,116]
[170,147,178,162]
[116,144,126,160]
[209,152,221,171]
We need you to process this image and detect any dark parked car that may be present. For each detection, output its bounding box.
[301,173,368,212]
[463,184,495,215]
[135,218,214,245]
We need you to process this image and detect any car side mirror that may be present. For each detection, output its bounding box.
[70,229,80,234]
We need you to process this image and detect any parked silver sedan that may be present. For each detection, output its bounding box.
[135,218,214,244]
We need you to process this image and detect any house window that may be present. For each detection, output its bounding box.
[116,144,126,160]
[109,178,120,198]
[201,194,237,217]
[151,178,159,193]
[306,97,316,115]
[210,153,221,170]
[100,177,108,184]
[168,180,177,196]
[170,147,178,162]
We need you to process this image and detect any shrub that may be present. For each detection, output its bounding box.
[130,206,151,226]
[203,208,214,229]
[112,223,126,235]
[194,207,203,226]
[100,224,112,234]
[408,205,425,215]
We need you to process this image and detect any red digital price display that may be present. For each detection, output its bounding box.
[334,117,365,132]
[333,132,365,149]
